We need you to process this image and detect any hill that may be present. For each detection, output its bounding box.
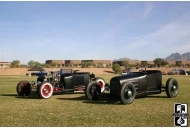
[165,52,190,61]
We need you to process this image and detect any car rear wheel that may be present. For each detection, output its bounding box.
[85,81,101,100]
[166,78,179,98]
[94,77,105,93]
[120,82,136,104]
[38,82,53,99]
[16,80,31,96]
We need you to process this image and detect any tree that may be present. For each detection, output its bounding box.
[86,62,93,67]
[176,61,182,67]
[33,61,42,67]
[185,63,190,68]
[81,61,94,68]
[28,60,36,68]
[93,63,96,68]
[121,60,129,68]
[153,58,168,67]
[161,60,168,66]
[10,60,20,68]
[41,63,48,68]
[97,62,103,68]
[153,58,162,67]
[108,64,112,68]
[48,62,56,67]
[135,62,140,67]
[28,60,43,68]
[81,62,86,68]
[112,63,121,74]
[141,61,148,67]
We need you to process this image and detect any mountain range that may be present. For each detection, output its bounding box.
[115,52,190,61]
[165,52,190,61]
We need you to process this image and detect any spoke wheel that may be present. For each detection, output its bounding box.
[120,82,136,104]
[38,82,53,99]
[166,78,179,98]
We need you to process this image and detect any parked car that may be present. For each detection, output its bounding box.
[85,69,179,104]
[186,71,190,75]
[121,71,128,75]
[167,69,186,75]
[161,71,167,75]
[26,73,31,76]
[121,68,131,75]
[31,71,49,76]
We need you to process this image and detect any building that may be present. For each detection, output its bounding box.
[167,60,190,67]
[175,61,190,67]
[167,61,176,66]
[182,61,190,67]
[65,60,81,67]
[0,62,11,68]
[46,60,112,68]
[46,60,82,67]
[81,60,112,67]
[141,61,155,67]
[128,60,141,66]
[46,60,65,67]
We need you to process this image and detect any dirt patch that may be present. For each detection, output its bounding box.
[0,67,189,75]
[0,68,114,75]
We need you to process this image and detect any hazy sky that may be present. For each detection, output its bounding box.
[1,1,190,63]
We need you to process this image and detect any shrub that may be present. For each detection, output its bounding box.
[112,63,121,73]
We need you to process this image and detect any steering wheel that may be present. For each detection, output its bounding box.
[139,69,147,74]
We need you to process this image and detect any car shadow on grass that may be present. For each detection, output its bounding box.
[0,93,40,99]
[146,95,168,98]
[0,94,18,96]
[81,95,168,105]
[53,91,85,95]
[57,93,169,105]
[57,93,122,105]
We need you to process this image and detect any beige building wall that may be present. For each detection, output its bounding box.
[0,62,11,68]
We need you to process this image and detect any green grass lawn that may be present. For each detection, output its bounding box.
[0,75,189,127]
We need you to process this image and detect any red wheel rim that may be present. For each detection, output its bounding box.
[42,85,52,97]
[98,81,103,88]
[20,82,27,90]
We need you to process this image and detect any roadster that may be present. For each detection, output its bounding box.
[16,69,105,99]
[85,69,179,104]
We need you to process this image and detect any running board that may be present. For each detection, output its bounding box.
[63,89,74,92]
[147,90,161,93]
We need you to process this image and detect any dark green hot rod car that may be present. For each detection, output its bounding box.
[85,69,179,104]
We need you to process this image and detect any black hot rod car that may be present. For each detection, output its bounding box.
[16,69,106,99]
[85,69,179,104]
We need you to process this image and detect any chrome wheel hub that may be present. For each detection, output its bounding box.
[173,85,177,91]
[127,90,132,97]
[44,88,48,93]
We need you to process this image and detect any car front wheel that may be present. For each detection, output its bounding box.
[85,81,101,100]
[120,82,136,104]
[94,77,105,93]
[37,82,53,99]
